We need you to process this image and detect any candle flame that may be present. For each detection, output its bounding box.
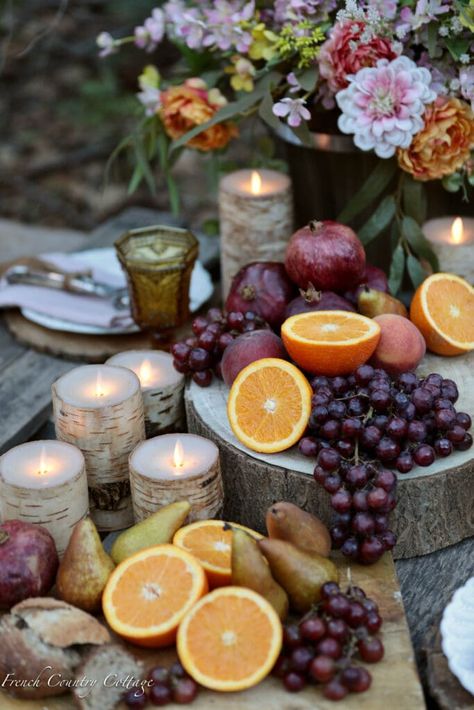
[451,217,464,245]
[250,170,262,196]
[38,446,48,476]
[173,440,184,468]
[95,370,105,398]
[138,359,152,386]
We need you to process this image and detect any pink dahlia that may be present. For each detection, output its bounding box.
[319,20,397,94]
[336,56,437,159]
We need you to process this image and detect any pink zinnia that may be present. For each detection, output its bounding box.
[319,20,397,93]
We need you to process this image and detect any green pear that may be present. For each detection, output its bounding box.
[258,538,339,613]
[111,501,191,564]
[266,501,331,557]
[231,529,289,620]
[358,288,408,318]
[56,517,115,613]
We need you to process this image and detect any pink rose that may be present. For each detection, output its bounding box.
[319,21,398,93]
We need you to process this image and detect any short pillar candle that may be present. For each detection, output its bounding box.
[219,169,293,297]
[106,350,185,438]
[52,365,145,531]
[129,434,223,522]
[0,440,88,556]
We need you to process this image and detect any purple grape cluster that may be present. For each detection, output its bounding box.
[274,582,384,701]
[171,307,266,387]
[299,365,472,564]
[123,661,198,708]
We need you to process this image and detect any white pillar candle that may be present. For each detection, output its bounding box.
[129,433,223,522]
[106,351,185,438]
[0,440,88,556]
[219,168,294,297]
[52,365,145,532]
[423,216,474,281]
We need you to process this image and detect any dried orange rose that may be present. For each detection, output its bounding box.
[397,97,474,181]
[160,78,238,151]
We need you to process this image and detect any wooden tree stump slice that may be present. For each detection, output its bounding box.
[186,351,474,559]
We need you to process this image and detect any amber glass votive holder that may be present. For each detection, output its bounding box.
[115,226,198,331]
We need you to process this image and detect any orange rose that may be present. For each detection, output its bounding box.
[160,78,238,151]
[397,98,474,181]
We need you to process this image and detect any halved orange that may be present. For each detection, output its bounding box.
[177,586,282,691]
[173,520,263,588]
[281,310,381,376]
[410,273,474,355]
[227,358,312,453]
[102,544,207,647]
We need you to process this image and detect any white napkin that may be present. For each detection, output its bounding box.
[0,252,134,329]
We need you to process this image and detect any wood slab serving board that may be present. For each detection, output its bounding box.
[186,351,474,559]
[0,553,425,710]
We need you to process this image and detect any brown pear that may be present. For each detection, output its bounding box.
[57,517,115,613]
[266,501,331,557]
[358,287,408,318]
[231,529,289,620]
[258,538,339,613]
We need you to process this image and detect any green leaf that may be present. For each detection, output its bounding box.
[166,173,180,216]
[132,134,156,195]
[288,118,314,148]
[402,175,427,225]
[298,66,318,92]
[258,91,284,133]
[337,159,397,224]
[170,71,281,153]
[427,23,438,58]
[442,172,463,192]
[402,216,439,271]
[388,242,405,296]
[357,195,396,245]
[128,164,144,194]
[445,37,470,61]
[407,254,428,289]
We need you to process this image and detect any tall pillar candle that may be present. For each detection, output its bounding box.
[0,441,88,556]
[422,216,474,281]
[129,434,223,522]
[219,169,294,297]
[106,350,185,438]
[52,365,145,531]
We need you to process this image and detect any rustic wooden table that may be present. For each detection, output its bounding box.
[0,208,472,709]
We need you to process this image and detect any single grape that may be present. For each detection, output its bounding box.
[345,601,367,628]
[148,666,170,685]
[290,646,315,672]
[328,400,347,419]
[311,405,329,425]
[347,397,365,417]
[327,593,351,618]
[341,417,363,438]
[380,530,397,551]
[323,679,348,700]
[327,618,349,643]
[413,444,435,467]
[352,512,375,537]
[312,392,332,407]
[324,475,342,494]
[355,364,375,385]
[370,390,391,412]
[366,612,383,633]
[298,437,319,458]
[455,412,472,430]
[394,392,410,412]
[198,330,217,351]
[283,624,302,649]
[435,408,456,430]
[184,336,197,348]
[226,311,245,330]
[361,425,382,449]
[331,489,352,513]
[171,342,191,363]
[192,316,209,335]
[441,379,459,402]
[397,371,418,392]
[412,388,434,413]
[336,439,355,458]
[313,465,328,485]
[300,616,326,642]
[343,666,372,692]
[374,513,389,533]
[283,671,306,692]
[319,448,342,471]
[206,322,222,337]
[311,375,331,390]
[340,666,363,691]
[359,536,385,564]
[188,348,212,372]
[346,464,368,490]
[309,655,336,683]
[434,438,453,457]
[333,511,352,528]
[321,419,341,440]
[123,688,148,709]
[217,332,234,352]
[207,307,223,322]
[374,469,397,492]
[272,655,291,678]
[331,376,349,396]
[149,683,172,706]
[455,432,473,451]
[192,371,213,387]
[173,359,190,375]
[352,490,368,512]
[375,437,400,462]
[358,637,385,663]
[396,451,414,474]
[367,487,389,510]
[321,581,340,598]
[404,402,416,421]
[341,536,360,560]
[316,637,342,660]
[434,398,455,412]
[448,425,467,443]
[425,373,443,387]
[407,420,428,442]
[386,417,408,439]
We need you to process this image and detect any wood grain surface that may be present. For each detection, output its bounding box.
[0,554,425,710]
[186,351,474,559]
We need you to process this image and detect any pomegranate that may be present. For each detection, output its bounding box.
[0,520,59,608]
[345,263,389,304]
[285,285,355,318]
[285,220,366,291]
[225,262,296,329]
[221,330,287,386]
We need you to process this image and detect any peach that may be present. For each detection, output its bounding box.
[221,330,287,386]
[369,314,426,376]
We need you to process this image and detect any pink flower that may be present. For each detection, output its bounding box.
[336,56,437,158]
[319,20,398,93]
[134,8,165,52]
[273,97,311,127]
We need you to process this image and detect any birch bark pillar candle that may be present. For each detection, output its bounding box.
[106,350,185,437]
[219,169,294,296]
[52,365,145,531]
[0,441,88,556]
[129,434,223,522]
[423,216,474,281]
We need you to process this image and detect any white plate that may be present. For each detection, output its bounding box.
[21,247,214,335]
[441,577,474,696]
